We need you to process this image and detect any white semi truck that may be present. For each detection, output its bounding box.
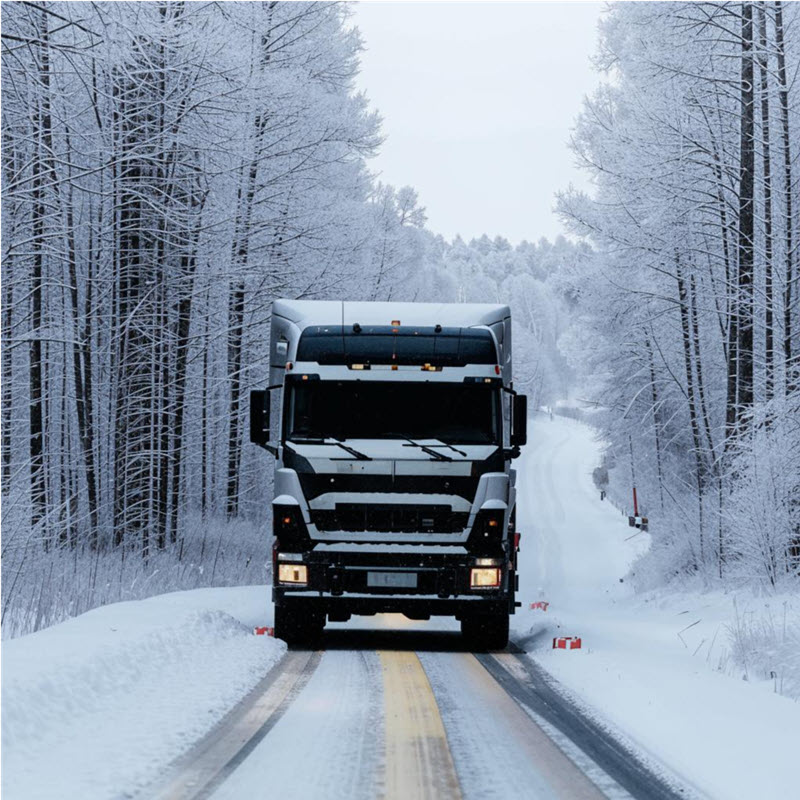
[250,300,527,649]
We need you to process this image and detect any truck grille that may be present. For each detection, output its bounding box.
[310,504,469,533]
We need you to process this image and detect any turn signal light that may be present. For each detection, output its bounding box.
[470,567,501,589]
[278,564,308,585]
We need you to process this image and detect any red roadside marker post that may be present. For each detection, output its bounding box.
[552,636,582,650]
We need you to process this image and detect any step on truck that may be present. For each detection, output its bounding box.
[250,301,527,649]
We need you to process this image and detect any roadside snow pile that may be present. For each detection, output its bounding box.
[727,596,800,700]
[512,414,800,800]
[2,586,283,800]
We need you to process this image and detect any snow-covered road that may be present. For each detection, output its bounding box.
[4,414,798,800]
[150,630,622,800]
[513,414,800,800]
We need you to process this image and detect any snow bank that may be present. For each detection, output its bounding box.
[512,414,800,800]
[2,586,283,800]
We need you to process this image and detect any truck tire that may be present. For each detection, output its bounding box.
[461,609,509,651]
[274,603,324,647]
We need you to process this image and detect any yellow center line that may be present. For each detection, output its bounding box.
[379,650,463,800]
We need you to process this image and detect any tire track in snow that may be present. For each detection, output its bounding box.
[148,649,320,800]
[208,649,383,800]
[420,651,605,800]
[521,425,571,598]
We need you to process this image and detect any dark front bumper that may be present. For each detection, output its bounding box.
[273,547,514,617]
[272,592,507,619]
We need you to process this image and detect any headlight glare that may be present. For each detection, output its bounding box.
[470,567,501,589]
[278,563,308,585]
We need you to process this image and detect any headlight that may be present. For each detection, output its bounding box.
[278,563,308,585]
[470,567,501,589]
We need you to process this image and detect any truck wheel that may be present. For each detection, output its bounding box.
[461,609,509,651]
[274,604,324,647]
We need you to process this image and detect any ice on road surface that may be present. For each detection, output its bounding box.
[513,414,800,800]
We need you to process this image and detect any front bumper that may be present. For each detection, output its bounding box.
[273,547,515,616]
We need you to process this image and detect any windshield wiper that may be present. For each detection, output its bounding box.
[331,440,371,461]
[427,438,468,457]
[386,432,453,462]
[289,434,371,461]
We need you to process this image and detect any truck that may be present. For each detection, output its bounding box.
[250,300,527,649]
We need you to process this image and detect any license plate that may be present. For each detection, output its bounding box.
[367,571,417,588]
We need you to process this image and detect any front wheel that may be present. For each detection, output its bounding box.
[274,603,324,647]
[461,608,509,651]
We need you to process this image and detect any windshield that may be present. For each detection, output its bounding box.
[285,381,500,445]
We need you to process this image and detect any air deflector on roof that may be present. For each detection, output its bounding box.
[295,326,496,366]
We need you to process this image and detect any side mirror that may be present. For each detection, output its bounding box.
[511,394,527,447]
[249,390,270,446]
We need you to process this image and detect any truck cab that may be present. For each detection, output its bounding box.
[250,300,527,649]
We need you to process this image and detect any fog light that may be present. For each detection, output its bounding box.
[470,567,501,589]
[278,564,308,585]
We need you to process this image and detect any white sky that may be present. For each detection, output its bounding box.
[351,1,605,244]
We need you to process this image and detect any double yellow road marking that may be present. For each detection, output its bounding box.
[379,650,463,800]
[151,646,607,800]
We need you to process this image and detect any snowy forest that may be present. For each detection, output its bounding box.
[2,0,798,637]
[559,1,800,590]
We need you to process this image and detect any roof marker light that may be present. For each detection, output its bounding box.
[391,319,400,326]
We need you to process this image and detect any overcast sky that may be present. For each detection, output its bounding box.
[351,2,605,245]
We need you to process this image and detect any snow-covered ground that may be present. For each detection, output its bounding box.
[512,414,800,800]
[3,413,798,800]
[1,587,283,800]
